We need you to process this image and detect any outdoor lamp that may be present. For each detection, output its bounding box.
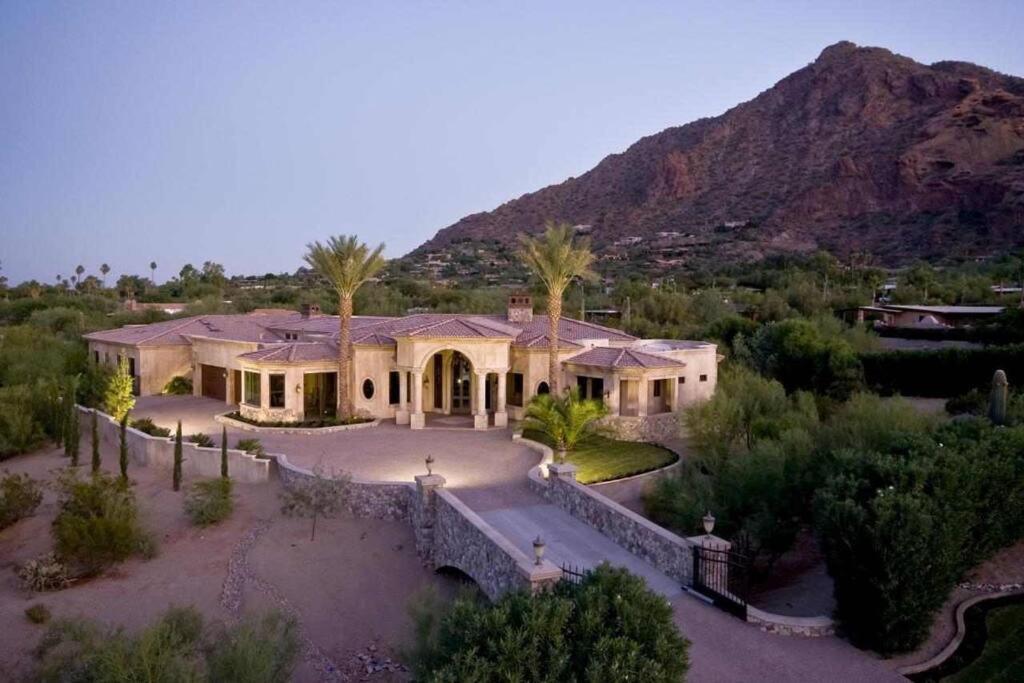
[533,536,546,565]
[425,454,435,475]
[702,511,715,537]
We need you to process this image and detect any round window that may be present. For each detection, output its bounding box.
[362,378,375,400]
[537,381,550,395]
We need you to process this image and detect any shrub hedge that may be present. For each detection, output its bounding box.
[860,345,1024,397]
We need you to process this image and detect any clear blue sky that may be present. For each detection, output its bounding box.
[2,1,1021,285]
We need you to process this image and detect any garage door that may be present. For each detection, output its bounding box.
[201,364,226,401]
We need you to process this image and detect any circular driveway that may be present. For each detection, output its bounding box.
[132,396,540,489]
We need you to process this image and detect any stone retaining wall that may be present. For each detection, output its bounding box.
[534,462,693,585]
[273,452,413,521]
[598,412,681,443]
[746,606,835,637]
[78,406,270,483]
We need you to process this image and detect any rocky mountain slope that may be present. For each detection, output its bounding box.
[412,42,1024,268]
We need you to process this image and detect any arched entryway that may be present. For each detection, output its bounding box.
[399,347,509,430]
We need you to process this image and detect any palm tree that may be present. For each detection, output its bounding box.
[74,265,85,293]
[524,387,608,460]
[517,221,596,395]
[149,261,157,286]
[100,263,110,288]
[304,236,386,420]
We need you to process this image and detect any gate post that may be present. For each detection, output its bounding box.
[413,474,446,562]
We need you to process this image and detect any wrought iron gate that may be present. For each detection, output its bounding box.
[691,545,751,619]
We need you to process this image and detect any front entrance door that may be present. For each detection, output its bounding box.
[304,372,337,419]
[451,351,472,413]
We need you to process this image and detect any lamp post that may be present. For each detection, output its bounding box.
[702,511,715,539]
[533,535,546,565]
[425,454,435,475]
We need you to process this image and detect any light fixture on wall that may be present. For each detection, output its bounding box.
[702,511,716,538]
[533,536,546,565]
[295,384,301,393]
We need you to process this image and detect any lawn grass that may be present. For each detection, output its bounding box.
[949,602,1024,682]
[523,430,677,485]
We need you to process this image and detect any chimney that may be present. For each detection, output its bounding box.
[301,303,321,318]
[507,294,533,323]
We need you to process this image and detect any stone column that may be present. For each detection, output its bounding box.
[494,372,508,428]
[637,378,649,417]
[607,374,621,416]
[259,370,270,417]
[396,370,410,425]
[414,473,446,561]
[410,370,425,429]
[473,371,488,430]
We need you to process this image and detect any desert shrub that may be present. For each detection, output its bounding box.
[0,386,46,458]
[33,606,298,683]
[102,356,135,421]
[187,432,215,448]
[184,478,234,527]
[205,611,300,683]
[130,417,171,438]
[408,564,688,682]
[235,437,267,458]
[25,603,52,624]
[52,471,152,575]
[163,375,193,395]
[19,553,72,592]
[0,471,44,528]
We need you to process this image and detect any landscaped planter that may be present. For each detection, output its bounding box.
[215,412,379,434]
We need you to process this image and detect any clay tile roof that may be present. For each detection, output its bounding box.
[386,314,515,339]
[565,347,685,369]
[237,342,339,363]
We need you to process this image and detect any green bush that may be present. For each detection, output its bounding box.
[0,470,43,528]
[163,375,193,395]
[205,611,299,683]
[815,420,1024,653]
[187,433,215,448]
[25,603,52,624]
[235,438,267,458]
[184,478,234,527]
[0,386,46,459]
[130,417,171,438]
[33,606,298,683]
[408,564,688,682]
[52,471,153,575]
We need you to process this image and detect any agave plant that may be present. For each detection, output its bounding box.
[524,386,608,458]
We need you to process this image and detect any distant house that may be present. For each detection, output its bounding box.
[122,299,188,315]
[849,304,1005,329]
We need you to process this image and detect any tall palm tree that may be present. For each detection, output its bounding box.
[304,236,386,420]
[100,263,110,288]
[517,221,596,395]
[149,261,157,287]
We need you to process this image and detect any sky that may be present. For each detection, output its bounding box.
[1,1,1022,285]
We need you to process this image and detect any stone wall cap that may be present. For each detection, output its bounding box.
[415,473,447,487]
[548,462,578,474]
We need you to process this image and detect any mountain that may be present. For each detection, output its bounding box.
[411,42,1024,269]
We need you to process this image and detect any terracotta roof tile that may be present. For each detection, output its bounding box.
[565,347,685,369]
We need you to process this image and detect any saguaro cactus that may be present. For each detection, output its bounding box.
[989,369,1009,426]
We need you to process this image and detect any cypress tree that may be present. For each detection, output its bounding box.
[119,413,130,481]
[63,376,78,459]
[90,410,101,474]
[220,425,229,479]
[173,420,183,491]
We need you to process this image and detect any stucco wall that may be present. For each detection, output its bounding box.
[352,345,400,418]
[140,346,192,396]
[77,406,270,483]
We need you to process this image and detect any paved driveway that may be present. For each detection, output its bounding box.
[132,396,539,488]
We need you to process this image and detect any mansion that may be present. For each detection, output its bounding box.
[85,296,718,431]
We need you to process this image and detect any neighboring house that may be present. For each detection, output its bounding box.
[122,299,189,315]
[849,304,1005,329]
[84,296,718,431]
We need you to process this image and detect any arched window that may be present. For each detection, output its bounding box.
[537,381,550,395]
[362,378,375,400]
